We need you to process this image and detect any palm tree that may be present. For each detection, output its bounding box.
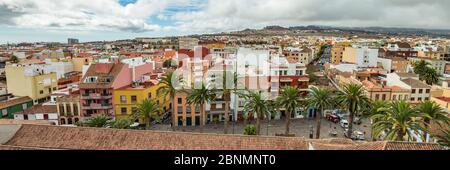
[336,83,370,138]
[422,67,439,85]
[412,60,431,75]
[276,86,302,135]
[186,83,216,133]
[371,101,425,141]
[362,100,389,141]
[240,90,273,135]
[157,71,178,128]
[86,115,111,128]
[436,129,450,148]
[417,101,450,142]
[306,87,332,139]
[133,98,163,129]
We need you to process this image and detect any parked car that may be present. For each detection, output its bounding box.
[352,131,366,140]
[340,119,349,128]
[327,114,340,123]
[344,129,366,140]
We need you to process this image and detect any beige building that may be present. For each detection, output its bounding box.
[331,46,345,64]
[71,57,93,72]
[5,64,58,104]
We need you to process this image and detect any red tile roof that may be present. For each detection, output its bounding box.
[3,125,444,150]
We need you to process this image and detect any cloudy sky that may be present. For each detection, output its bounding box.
[1,0,449,43]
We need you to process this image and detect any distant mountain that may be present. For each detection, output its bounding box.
[223,25,450,38]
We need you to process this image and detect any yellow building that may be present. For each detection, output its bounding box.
[71,57,93,72]
[5,64,58,104]
[113,83,170,121]
[331,46,346,64]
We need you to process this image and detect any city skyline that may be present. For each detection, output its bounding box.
[1,0,450,43]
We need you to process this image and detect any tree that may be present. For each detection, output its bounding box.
[157,71,178,128]
[86,115,111,128]
[436,129,450,148]
[186,83,216,133]
[306,87,332,139]
[417,101,450,141]
[10,55,19,63]
[422,67,439,85]
[371,101,425,141]
[276,86,302,135]
[133,98,163,129]
[412,60,430,76]
[362,100,389,141]
[111,118,134,129]
[336,83,370,138]
[244,124,257,135]
[412,60,439,85]
[240,90,273,135]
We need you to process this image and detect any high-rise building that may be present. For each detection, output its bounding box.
[68,38,79,45]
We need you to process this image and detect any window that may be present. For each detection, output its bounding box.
[120,95,126,103]
[59,104,65,114]
[426,89,430,93]
[419,89,423,94]
[53,87,57,91]
[73,104,79,116]
[425,97,429,101]
[131,96,137,104]
[392,95,397,101]
[121,107,127,115]
[412,89,416,93]
[22,103,28,110]
[148,92,152,99]
[23,114,28,120]
[40,90,44,94]
[382,94,386,101]
[178,98,182,104]
[66,105,71,114]
[43,114,49,120]
[411,97,415,101]
[375,94,380,100]
[418,97,422,101]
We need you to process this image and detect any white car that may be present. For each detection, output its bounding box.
[340,119,349,128]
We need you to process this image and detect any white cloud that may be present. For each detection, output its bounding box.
[1,0,450,36]
[0,0,167,32]
[171,0,450,34]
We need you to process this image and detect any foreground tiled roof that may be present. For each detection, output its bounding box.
[5,125,308,150]
[2,125,444,150]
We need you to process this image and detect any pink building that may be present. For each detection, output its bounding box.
[79,63,153,117]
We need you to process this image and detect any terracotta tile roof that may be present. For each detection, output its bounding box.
[79,63,126,89]
[384,141,443,150]
[0,145,54,150]
[5,125,308,150]
[401,78,430,89]
[0,97,32,109]
[0,119,53,125]
[15,105,57,114]
[4,125,444,150]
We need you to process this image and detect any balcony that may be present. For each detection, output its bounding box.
[82,103,113,110]
[81,93,113,99]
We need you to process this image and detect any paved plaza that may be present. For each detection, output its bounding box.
[149,117,373,140]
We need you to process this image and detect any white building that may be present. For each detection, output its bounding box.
[342,46,378,68]
[14,105,58,125]
[44,59,74,79]
[385,73,431,103]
